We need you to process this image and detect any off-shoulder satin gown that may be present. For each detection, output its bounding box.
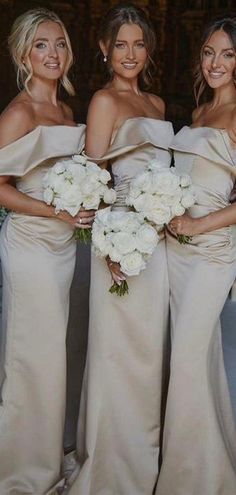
[156,127,236,495]
[67,118,174,495]
[0,125,85,495]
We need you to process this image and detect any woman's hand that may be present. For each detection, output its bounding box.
[106,257,126,286]
[57,208,95,228]
[168,213,199,237]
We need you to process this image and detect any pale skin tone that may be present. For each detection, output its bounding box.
[169,29,236,237]
[0,20,93,228]
[86,22,165,284]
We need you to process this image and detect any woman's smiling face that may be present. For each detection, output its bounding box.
[28,21,68,82]
[201,29,236,89]
[103,23,148,80]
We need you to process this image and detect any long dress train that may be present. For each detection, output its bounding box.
[67,117,174,495]
[0,125,85,495]
[156,126,236,495]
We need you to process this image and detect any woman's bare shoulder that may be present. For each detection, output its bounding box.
[60,101,74,123]
[87,88,118,129]
[0,96,34,148]
[89,88,118,113]
[146,93,165,116]
[192,104,206,123]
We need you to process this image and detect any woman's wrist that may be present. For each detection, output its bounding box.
[193,213,213,235]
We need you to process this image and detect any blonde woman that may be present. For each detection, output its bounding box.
[0,8,92,494]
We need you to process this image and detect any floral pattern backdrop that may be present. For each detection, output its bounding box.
[0,0,235,127]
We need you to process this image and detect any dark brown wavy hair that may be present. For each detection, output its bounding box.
[98,2,157,89]
[194,15,236,105]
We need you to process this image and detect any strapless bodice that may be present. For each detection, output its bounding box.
[86,118,174,207]
[0,125,86,242]
[0,124,86,200]
[170,126,236,217]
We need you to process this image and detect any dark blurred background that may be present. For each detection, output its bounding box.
[0,0,235,130]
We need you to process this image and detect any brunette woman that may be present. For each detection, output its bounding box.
[67,4,173,495]
[156,15,236,495]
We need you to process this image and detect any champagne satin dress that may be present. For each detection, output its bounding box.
[156,127,236,495]
[0,125,85,495]
[67,118,174,495]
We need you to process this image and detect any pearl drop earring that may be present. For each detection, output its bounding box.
[103,55,107,63]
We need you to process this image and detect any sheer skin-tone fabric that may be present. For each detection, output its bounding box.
[67,118,174,495]
[0,125,85,495]
[156,127,236,495]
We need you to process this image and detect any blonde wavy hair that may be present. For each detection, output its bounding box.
[8,8,75,95]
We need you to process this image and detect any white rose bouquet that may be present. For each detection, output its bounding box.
[43,155,117,243]
[92,208,159,296]
[126,160,196,243]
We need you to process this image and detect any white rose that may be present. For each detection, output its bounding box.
[132,171,152,193]
[171,203,185,216]
[95,207,111,227]
[147,205,171,226]
[83,192,100,210]
[120,251,146,276]
[152,170,180,195]
[132,193,154,212]
[63,169,74,182]
[73,154,87,165]
[53,162,67,174]
[82,178,100,195]
[103,188,117,204]
[62,184,83,208]
[52,175,71,195]
[135,224,159,254]
[121,212,143,234]
[43,187,54,205]
[180,174,192,188]
[112,231,137,254]
[99,168,111,184]
[148,160,167,172]
[108,246,122,263]
[159,191,182,207]
[53,197,64,213]
[108,211,129,232]
[68,163,87,181]
[181,191,195,208]
[92,230,109,254]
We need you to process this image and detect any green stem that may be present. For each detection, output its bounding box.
[74,228,92,244]
[176,234,192,244]
[109,280,129,296]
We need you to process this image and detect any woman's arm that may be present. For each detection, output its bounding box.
[169,110,236,236]
[169,204,236,237]
[85,90,117,159]
[0,105,93,228]
[86,90,126,283]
